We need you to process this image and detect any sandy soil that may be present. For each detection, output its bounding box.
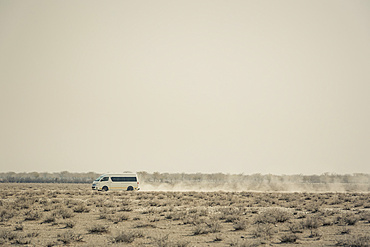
[0,183,369,246]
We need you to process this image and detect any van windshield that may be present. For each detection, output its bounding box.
[94,175,105,181]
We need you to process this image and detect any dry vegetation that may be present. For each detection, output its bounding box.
[0,183,369,246]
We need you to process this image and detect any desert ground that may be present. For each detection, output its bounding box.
[0,183,369,246]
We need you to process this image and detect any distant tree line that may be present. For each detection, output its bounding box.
[0,171,369,186]
[0,171,99,183]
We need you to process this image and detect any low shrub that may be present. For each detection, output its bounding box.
[0,228,16,242]
[233,219,248,231]
[24,209,43,221]
[214,234,223,242]
[252,223,275,240]
[151,234,170,247]
[340,213,359,226]
[87,224,109,234]
[280,233,299,243]
[57,231,83,244]
[118,206,132,212]
[12,233,32,245]
[229,239,263,247]
[335,234,370,247]
[108,213,129,224]
[0,208,15,222]
[192,224,210,235]
[255,208,291,224]
[14,223,23,231]
[56,208,74,219]
[302,216,321,230]
[208,221,222,233]
[64,220,75,228]
[42,214,56,224]
[73,203,90,213]
[135,222,157,228]
[110,230,143,244]
[287,221,304,233]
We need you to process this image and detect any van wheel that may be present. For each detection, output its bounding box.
[102,186,108,192]
[127,186,133,191]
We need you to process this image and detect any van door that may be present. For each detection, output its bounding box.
[100,176,110,191]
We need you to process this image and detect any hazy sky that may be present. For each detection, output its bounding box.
[1,1,369,175]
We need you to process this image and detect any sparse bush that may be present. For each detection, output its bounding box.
[57,208,74,219]
[24,209,43,221]
[73,203,90,213]
[192,224,209,235]
[255,208,291,224]
[280,233,299,243]
[152,234,171,247]
[359,211,370,223]
[339,226,351,235]
[302,216,321,230]
[214,234,223,242]
[233,219,248,231]
[12,233,32,245]
[118,205,132,212]
[224,215,240,223]
[322,217,335,226]
[98,207,110,219]
[304,202,321,213]
[309,229,322,239]
[339,213,360,226]
[110,230,143,243]
[46,241,57,247]
[87,224,109,234]
[107,212,129,224]
[135,222,156,228]
[207,220,222,233]
[0,208,15,222]
[252,223,275,240]
[57,230,83,244]
[174,240,191,247]
[64,220,75,228]
[166,211,185,221]
[14,223,24,231]
[103,200,116,208]
[42,213,56,224]
[287,221,304,233]
[229,239,263,247]
[0,228,15,242]
[335,234,370,247]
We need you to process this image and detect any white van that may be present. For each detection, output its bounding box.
[92,173,140,191]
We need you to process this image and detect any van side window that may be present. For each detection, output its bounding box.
[100,177,109,182]
[111,177,137,182]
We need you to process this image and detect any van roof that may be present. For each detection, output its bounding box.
[102,173,137,176]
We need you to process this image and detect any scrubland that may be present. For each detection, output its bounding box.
[0,183,369,246]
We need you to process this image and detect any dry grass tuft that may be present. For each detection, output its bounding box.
[57,230,83,244]
[280,233,299,243]
[252,223,275,240]
[335,234,370,247]
[24,209,43,221]
[110,230,143,244]
[73,203,90,213]
[87,224,109,234]
[233,219,248,231]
